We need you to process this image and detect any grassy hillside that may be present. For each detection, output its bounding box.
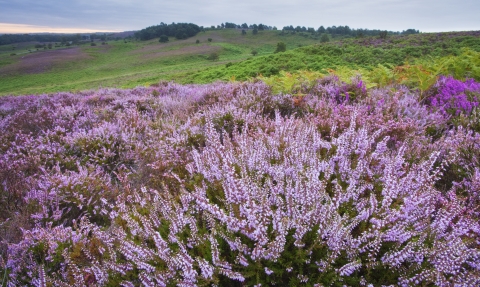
[179,31,480,83]
[0,29,320,95]
[1,29,479,96]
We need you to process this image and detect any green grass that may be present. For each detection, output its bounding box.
[1,29,479,95]
[0,29,321,95]
[177,32,480,83]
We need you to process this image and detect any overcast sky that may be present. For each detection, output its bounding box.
[0,0,479,34]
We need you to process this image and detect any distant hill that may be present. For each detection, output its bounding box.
[0,28,478,96]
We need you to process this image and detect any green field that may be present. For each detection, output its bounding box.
[1,29,479,95]
[0,29,321,95]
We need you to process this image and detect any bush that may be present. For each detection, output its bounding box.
[159,35,169,43]
[274,42,286,53]
[320,33,330,43]
[207,52,219,61]
[196,39,200,44]
[251,49,258,56]
[208,38,212,42]
[90,42,96,46]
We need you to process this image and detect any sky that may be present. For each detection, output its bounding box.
[0,0,479,34]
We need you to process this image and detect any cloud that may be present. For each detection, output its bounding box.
[0,0,478,33]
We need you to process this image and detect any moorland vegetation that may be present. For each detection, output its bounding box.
[0,23,480,286]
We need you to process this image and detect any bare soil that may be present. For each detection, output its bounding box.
[0,47,91,76]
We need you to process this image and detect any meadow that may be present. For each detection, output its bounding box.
[0,29,321,95]
[1,28,480,286]
[1,29,479,95]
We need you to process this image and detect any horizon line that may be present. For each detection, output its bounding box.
[0,23,122,34]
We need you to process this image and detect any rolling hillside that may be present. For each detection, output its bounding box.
[0,29,321,95]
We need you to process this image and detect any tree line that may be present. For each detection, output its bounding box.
[0,21,420,46]
[207,23,419,37]
[0,34,80,46]
[0,33,117,46]
[281,25,419,37]
[134,22,201,41]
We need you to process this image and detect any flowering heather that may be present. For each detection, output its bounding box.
[427,75,480,116]
[1,76,480,286]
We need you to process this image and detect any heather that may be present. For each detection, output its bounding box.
[1,75,480,286]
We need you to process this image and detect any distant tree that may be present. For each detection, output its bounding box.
[242,29,247,35]
[159,35,169,43]
[307,27,315,34]
[208,38,212,42]
[379,30,388,39]
[274,42,286,53]
[320,33,330,43]
[251,49,258,56]
[402,29,420,35]
[252,28,258,35]
[258,24,265,30]
[207,52,219,61]
[196,39,200,44]
[74,33,81,44]
[356,30,364,38]
[241,23,248,29]
[273,26,277,30]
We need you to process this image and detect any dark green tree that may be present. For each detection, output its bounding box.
[159,35,169,43]
[274,42,286,53]
[320,33,330,43]
[207,52,219,61]
[379,31,388,39]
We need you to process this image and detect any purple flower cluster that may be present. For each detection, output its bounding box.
[1,76,480,286]
[427,76,480,116]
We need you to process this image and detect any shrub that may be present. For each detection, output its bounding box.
[207,52,219,61]
[2,78,480,286]
[274,42,286,53]
[320,33,330,43]
[159,35,169,43]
